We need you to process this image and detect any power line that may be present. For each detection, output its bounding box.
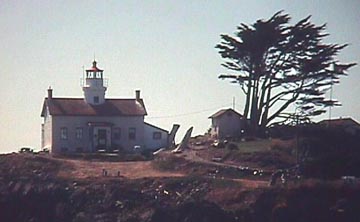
[147,103,233,119]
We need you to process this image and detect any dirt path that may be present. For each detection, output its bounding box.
[55,152,269,189]
[182,148,272,173]
[179,149,270,188]
[57,159,184,179]
[232,178,269,188]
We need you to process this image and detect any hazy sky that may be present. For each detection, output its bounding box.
[1,0,359,153]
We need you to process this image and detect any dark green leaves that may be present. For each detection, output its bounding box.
[216,11,356,128]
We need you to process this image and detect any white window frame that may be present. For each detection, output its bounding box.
[76,127,83,140]
[60,127,68,140]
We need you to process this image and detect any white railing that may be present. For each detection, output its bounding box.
[80,78,108,87]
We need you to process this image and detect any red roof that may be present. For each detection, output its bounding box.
[209,108,243,119]
[41,98,147,117]
[86,60,103,72]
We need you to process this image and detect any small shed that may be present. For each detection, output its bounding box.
[208,108,245,139]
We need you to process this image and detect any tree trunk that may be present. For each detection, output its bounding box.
[243,79,251,118]
[260,79,273,128]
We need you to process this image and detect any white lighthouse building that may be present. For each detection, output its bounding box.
[82,60,107,105]
[41,60,168,154]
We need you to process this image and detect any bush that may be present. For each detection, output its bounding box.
[298,127,360,178]
[226,143,238,150]
[270,139,295,155]
[140,149,154,159]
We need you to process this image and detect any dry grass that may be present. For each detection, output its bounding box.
[57,158,185,180]
[270,139,295,154]
[233,139,272,153]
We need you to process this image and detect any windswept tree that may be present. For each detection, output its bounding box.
[216,11,356,132]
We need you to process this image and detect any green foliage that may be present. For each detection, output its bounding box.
[226,142,238,150]
[298,127,360,178]
[140,149,154,159]
[216,11,356,130]
[232,140,271,153]
[270,139,294,155]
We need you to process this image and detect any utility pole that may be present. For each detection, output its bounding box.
[232,96,235,110]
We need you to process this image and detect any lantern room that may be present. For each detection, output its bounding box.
[82,60,107,105]
[86,60,103,79]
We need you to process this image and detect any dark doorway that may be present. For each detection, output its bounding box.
[97,129,107,149]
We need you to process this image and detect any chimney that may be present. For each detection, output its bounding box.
[135,90,141,101]
[47,86,53,99]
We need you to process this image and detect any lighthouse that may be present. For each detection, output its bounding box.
[41,59,169,154]
[82,60,107,105]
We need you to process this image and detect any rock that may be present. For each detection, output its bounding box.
[148,201,235,222]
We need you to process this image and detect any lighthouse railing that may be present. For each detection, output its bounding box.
[80,78,108,87]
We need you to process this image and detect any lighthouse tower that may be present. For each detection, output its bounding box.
[82,60,107,105]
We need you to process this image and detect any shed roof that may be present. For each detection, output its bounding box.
[41,98,147,117]
[209,108,243,119]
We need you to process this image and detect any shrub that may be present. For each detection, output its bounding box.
[298,127,360,178]
[226,143,238,150]
[270,139,295,155]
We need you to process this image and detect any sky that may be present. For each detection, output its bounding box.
[0,0,359,153]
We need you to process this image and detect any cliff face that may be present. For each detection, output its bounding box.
[0,154,238,222]
[0,154,359,222]
[0,176,236,222]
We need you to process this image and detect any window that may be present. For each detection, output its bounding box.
[94,96,99,104]
[87,71,95,78]
[60,127,68,140]
[76,127,83,140]
[153,132,162,140]
[113,127,121,140]
[96,71,102,78]
[129,128,136,140]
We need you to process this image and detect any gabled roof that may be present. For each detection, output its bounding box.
[209,108,243,119]
[317,117,360,128]
[41,98,147,117]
